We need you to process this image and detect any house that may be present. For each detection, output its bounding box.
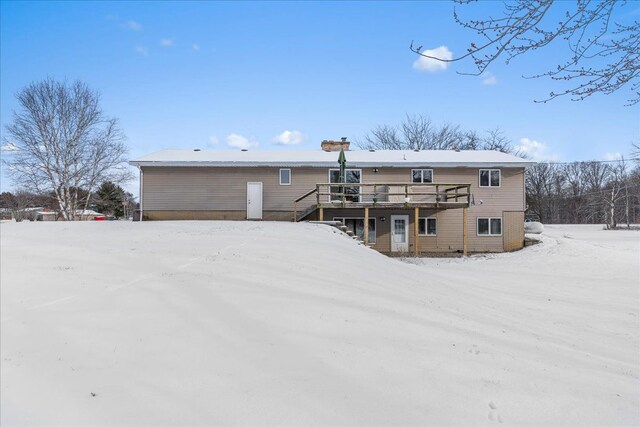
[35,209,58,221]
[75,210,107,221]
[129,139,535,255]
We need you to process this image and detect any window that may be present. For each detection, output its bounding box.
[418,218,437,236]
[479,169,500,187]
[334,217,376,244]
[412,169,433,183]
[329,169,361,202]
[477,218,502,236]
[279,169,291,185]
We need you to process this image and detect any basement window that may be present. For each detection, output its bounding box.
[479,169,501,187]
[477,218,502,236]
[333,217,376,244]
[418,218,437,236]
[279,169,291,185]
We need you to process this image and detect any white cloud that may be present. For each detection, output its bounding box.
[1,142,19,153]
[226,134,258,149]
[603,152,622,161]
[412,46,452,72]
[160,38,175,47]
[272,130,304,146]
[192,43,200,51]
[517,138,559,161]
[124,20,143,31]
[482,72,497,85]
[135,45,149,56]
[208,136,219,146]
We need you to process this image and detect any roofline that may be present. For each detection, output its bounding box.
[129,161,535,168]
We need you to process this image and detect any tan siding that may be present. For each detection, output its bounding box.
[140,164,525,253]
[142,167,326,212]
[143,210,291,221]
[503,211,525,251]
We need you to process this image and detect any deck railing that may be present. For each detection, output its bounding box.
[293,182,471,221]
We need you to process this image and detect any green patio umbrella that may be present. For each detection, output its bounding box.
[338,148,347,204]
[338,148,347,184]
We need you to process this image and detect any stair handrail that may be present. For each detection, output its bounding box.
[293,187,319,221]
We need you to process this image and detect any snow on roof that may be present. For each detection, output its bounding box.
[129,149,535,168]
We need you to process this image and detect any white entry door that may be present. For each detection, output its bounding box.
[247,182,263,219]
[390,215,409,252]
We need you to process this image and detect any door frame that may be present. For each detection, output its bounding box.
[390,215,409,252]
[246,182,263,220]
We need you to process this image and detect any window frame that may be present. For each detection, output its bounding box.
[333,216,376,244]
[411,169,434,184]
[279,168,291,186]
[328,168,362,202]
[479,169,501,188]
[476,217,502,236]
[418,217,437,236]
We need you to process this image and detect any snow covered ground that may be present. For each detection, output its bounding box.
[1,221,638,426]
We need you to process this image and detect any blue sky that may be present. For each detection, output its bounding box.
[1,1,638,193]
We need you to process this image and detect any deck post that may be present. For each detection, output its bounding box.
[364,207,369,246]
[293,201,297,222]
[463,207,468,256]
[414,207,419,256]
[319,207,324,222]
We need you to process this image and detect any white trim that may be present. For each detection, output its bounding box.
[479,169,501,187]
[411,169,434,183]
[418,217,437,236]
[131,161,534,168]
[333,216,377,244]
[279,168,291,185]
[477,217,502,236]
[390,215,410,252]
[139,167,144,221]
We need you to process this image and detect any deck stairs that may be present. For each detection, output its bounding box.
[308,220,371,247]
[295,205,318,222]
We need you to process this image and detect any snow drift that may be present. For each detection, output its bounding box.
[1,221,638,426]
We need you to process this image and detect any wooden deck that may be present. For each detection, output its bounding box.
[294,182,471,219]
[293,182,472,256]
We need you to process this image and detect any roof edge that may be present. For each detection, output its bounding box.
[129,160,535,168]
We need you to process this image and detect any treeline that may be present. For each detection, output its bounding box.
[526,158,640,228]
[357,114,521,154]
[0,181,136,221]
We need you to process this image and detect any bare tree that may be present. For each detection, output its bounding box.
[360,124,404,150]
[3,79,131,220]
[604,156,631,229]
[411,1,640,105]
[358,115,523,155]
[563,162,588,223]
[583,161,611,223]
[482,127,519,155]
[430,122,462,149]
[6,190,35,222]
[525,162,558,223]
[401,114,435,149]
